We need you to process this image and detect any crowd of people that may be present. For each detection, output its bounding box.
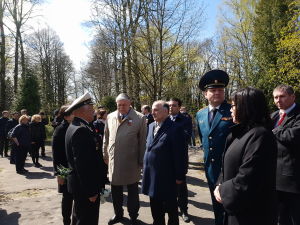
[0,109,48,174]
[0,69,299,225]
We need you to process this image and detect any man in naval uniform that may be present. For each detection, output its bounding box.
[195,70,234,225]
[65,93,104,225]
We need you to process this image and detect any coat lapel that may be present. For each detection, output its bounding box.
[148,118,172,150]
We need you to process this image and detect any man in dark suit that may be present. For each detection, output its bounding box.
[65,93,104,225]
[141,105,154,127]
[52,105,75,225]
[0,111,10,157]
[271,84,300,225]
[168,97,192,223]
[195,70,234,225]
[142,100,185,225]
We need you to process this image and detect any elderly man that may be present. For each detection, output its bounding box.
[103,93,147,225]
[65,93,104,225]
[196,69,234,225]
[0,111,10,157]
[142,100,185,225]
[271,85,300,225]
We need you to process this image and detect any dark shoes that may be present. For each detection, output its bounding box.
[108,215,124,225]
[34,163,42,167]
[181,212,191,223]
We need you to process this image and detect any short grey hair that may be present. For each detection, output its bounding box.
[153,100,169,112]
[116,93,131,102]
[273,84,294,95]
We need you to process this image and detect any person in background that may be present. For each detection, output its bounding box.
[168,98,192,223]
[214,87,277,225]
[103,93,147,225]
[29,114,45,167]
[196,69,234,225]
[52,105,76,225]
[20,109,27,116]
[39,111,49,157]
[271,84,300,225]
[6,112,20,164]
[180,106,196,147]
[51,109,63,130]
[11,115,31,175]
[93,108,109,184]
[0,110,10,157]
[141,105,154,127]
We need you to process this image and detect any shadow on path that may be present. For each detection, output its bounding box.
[0,209,20,225]
[25,171,54,180]
[189,214,214,225]
[189,199,213,212]
[186,175,207,188]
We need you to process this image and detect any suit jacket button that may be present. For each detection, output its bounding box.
[211,159,215,162]
[209,147,213,150]
[209,136,212,139]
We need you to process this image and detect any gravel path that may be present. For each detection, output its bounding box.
[0,146,214,225]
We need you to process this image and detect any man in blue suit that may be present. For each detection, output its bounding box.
[195,69,234,225]
[142,100,185,225]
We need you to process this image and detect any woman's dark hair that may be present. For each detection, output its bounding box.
[96,109,107,119]
[231,87,272,129]
[58,105,71,119]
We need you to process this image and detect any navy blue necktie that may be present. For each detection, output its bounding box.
[209,108,217,127]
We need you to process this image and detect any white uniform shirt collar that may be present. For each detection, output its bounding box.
[208,105,220,112]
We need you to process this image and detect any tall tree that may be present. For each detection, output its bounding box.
[0,0,6,110]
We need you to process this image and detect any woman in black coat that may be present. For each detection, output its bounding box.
[52,106,76,225]
[29,114,46,167]
[11,115,31,174]
[214,87,277,225]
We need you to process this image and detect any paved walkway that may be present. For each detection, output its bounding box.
[0,146,214,225]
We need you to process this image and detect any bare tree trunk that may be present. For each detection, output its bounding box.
[0,0,6,110]
[18,28,26,78]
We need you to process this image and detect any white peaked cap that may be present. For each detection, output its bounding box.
[65,92,93,113]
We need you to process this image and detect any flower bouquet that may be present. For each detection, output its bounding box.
[57,165,72,179]
[100,188,111,204]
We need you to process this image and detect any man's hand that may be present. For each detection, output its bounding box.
[89,194,98,202]
[176,180,183,184]
[214,185,222,203]
[57,176,65,185]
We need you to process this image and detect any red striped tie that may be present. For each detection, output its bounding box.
[277,112,286,126]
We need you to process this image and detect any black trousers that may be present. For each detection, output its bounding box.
[31,143,41,163]
[111,182,139,219]
[208,184,224,225]
[15,145,29,172]
[177,178,188,213]
[40,140,45,156]
[278,191,300,225]
[10,142,16,163]
[150,197,179,225]
[0,136,9,155]
[73,194,100,225]
[62,190,76,225]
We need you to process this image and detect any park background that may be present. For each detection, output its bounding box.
[0,0,299,118]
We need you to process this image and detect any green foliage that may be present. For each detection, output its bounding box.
[16,72,41,115]
[100,96,117,113]
[253,0,295,106]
